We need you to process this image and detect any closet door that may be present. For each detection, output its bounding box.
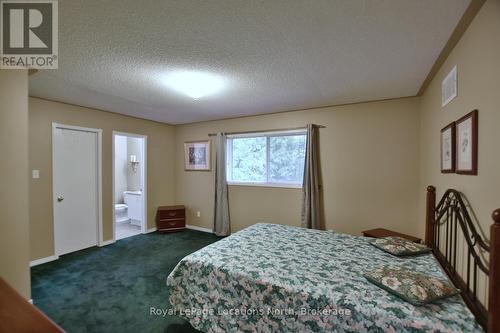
[53,126,98,255]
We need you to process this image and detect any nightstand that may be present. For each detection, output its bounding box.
[362,228,421,243]
[156,205,186,233]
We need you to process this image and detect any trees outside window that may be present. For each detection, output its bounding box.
[226,131,306,187]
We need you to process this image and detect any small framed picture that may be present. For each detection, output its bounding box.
[441,122,456,173]
[184,141,211,171]
[455,110,478,175]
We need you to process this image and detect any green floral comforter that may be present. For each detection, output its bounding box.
[166,223,482,332]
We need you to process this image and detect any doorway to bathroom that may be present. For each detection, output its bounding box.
[112,131,147,241]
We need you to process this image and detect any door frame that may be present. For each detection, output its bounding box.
[52,123,104,255]
[112,131,148,241]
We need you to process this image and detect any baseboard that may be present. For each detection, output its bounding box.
[30,255,59,267]
[186,224,213,233]
[99,239,115,247]
[146,227,157,233]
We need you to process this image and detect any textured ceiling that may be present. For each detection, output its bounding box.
[29,0,470,124]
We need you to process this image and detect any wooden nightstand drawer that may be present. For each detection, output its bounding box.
[158,218,185,229]
[159,209,185,219]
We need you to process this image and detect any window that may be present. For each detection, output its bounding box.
[226,130,306,187]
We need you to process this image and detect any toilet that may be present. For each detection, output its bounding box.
[115,204,129,223]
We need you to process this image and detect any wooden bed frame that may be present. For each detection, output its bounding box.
[425,186,499,332]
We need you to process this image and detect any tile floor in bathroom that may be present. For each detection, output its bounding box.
[116,221,141,240]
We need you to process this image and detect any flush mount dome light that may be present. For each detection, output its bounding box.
[164,71,226,99]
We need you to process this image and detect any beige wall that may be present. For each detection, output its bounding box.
[418,0,500,239]
[29,98,176,260]
[0,70,31,299]
[175,98,421,236]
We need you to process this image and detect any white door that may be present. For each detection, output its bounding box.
[53,127,98,255]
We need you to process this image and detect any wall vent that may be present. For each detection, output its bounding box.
[442,65,457,107]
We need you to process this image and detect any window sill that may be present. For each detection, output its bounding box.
[227,182,302,189]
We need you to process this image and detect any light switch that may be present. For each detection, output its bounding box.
[32,170,40,179]
[196,211,201,218]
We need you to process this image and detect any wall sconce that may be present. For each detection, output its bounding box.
[130,154,139,173]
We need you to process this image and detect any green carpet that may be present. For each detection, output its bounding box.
[31,230,221,333]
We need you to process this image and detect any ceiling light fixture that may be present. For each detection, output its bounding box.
[163,71,226,99]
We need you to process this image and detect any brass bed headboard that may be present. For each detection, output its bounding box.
[425,186,499,332]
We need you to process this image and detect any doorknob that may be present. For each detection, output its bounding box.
[57,196,64,202]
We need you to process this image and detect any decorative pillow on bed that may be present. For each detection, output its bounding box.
[364,266,459,306]
[370,237,431,256]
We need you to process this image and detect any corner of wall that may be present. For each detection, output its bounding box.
[0,69,31,299]
[417,0,500,237]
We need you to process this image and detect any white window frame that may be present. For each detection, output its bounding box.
[226,129,306,189]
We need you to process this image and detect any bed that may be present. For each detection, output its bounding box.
[167,186,500,332]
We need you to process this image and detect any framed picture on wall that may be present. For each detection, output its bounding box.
[455,109,478,175]
[441,122,456,173]
[184,141,211,171]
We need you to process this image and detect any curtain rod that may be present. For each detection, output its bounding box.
[207,125,326,137]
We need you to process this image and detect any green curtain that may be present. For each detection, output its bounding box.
[213,133,231,236]
[301,124,321,229]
